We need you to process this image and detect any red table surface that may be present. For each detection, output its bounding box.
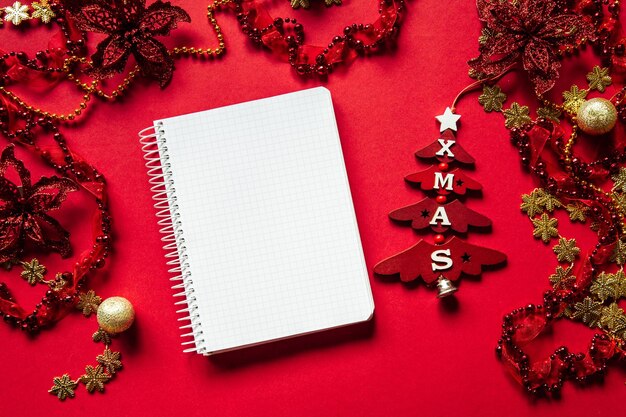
[1,1,624,416]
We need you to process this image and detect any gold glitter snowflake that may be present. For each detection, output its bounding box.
[503,102,531,128]
[80,365,110,393]
[553,237,580,263]
[563,85,588,114]
[590,272,619,301]
[31,0,54,23]
[20,258,46,285]
[76,290,102,316]
[586,66,612,93]
[478,85,507,112]
[97,348,122,375]
[572,297,602,327]
[614,270,626,297]
[531,213,559,243]
[600,303,625,330]
[549,265,575,289]
[537,105,562,122]
[49,374,78,400]
[565,203,587,222]
[520,190,544,217]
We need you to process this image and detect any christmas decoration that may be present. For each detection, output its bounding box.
[96,296,135,334]
[0,0,409,403]
[374,107,506,297]
[0,145,77,263]
[469,0,626,396]
[231,0,404,78]
[576,98,617,135]
[65,0,191,87]
[48,290,132,400]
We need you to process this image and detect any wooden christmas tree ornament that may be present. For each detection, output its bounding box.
[374,108,506,297]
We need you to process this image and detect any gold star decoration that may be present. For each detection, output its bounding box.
[549,265,576,289]
[586,66,612,93]
[572,297,602,327]
[80,365,111,393]
[565,203,587,222]
[553,237,580,263]
[531,213,559,243]
[290,0,309,8]
[537,105,562,122]
[520,189,544,217]
[3,2,29,25]
[31,0,54,23]
[590,272,619,301]
[612,167,626,192]
[49,374,78,400]
[20,258,46,285]
[76,290,102,316]
[503,102,531,129]
[600,303,625,330]
[97,348,122,375]
[610,239,626,265]
[562,85,588,114]
[93,328,112,345]
[324,0,342,5]
[478,85,507,112]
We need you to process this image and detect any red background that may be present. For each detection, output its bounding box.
[0,1,624,416]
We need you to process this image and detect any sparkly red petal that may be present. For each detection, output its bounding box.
[133,36,175,87]
[65,0,122,34]
[139,1,191,36]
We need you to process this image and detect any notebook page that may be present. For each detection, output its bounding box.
[157,87,373,353]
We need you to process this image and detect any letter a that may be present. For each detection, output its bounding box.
[429,206,451,226]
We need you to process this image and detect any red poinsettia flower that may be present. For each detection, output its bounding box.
[0,145,77,264]
[66,0,191,87]
[469,0,594,95]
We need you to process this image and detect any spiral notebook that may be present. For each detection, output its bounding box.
[139,87,374,355]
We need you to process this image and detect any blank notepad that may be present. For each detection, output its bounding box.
[141,87,374,354]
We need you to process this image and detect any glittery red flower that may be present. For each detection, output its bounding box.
[0,145,77,264]
[469,0,594,95]
[66,0,190,87]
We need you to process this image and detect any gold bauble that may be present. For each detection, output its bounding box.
[576,98,617,135]
[96,296,135,334]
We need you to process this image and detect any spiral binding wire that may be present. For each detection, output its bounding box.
[139,124,206,354]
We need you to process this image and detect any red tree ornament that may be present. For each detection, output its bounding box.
[374,108,506,297]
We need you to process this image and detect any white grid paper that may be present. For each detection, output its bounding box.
[156,87,374,353]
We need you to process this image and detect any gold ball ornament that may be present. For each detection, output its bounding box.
[96,297,135,334]
[576,98,617,135]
